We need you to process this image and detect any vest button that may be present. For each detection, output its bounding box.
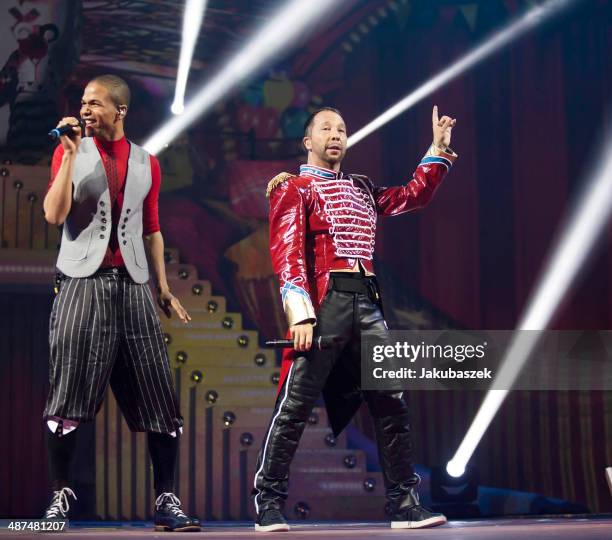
[121,232,125,237]
[99,201,105,207]
[101,226,106,231]
[100,211,106,216]
[101,218,107,224]
[123,240,127,245]
[99,234,105,239]
[121,225,126,229]
[123,217,128,223]
[126,208,131,213]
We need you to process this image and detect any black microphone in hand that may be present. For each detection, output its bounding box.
[265,336,341,350]
[48,120,84,141]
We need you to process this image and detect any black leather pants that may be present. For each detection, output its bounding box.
[252,278,419,514]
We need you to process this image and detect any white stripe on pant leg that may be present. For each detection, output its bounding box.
[85,277,103,419]
[120,312,148,431]
[123,283,150,430]
[87,275,109,419]
[122,280,167,432]
[140,282,178,433]
[133,283,165,433]
[253,362,295,514]
[87,275,117,419]
[121,279,152,427]
[117,287,147,429]
[47,277,77,416]
[142,284,179,431]
[62,278,87,416]
[138,284,172,432]
[49,277,80,416]
[134,282,164,433]
[77,278,97,416]
[66,278,92,417]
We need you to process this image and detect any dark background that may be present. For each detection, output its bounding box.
[0,0,611,518]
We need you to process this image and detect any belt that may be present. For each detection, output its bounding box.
[329,272,381,302]
[94,266,130,277]
[53,266,131,294]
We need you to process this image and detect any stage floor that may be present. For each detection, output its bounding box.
[1,517,611,539]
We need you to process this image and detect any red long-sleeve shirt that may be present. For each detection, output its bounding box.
[49,137,161,267]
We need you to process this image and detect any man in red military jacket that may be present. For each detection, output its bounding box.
[252,106,457,532]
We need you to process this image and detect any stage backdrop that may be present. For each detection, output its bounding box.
[0,0,611,517]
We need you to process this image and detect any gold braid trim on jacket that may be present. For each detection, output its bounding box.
[266,172,294,198]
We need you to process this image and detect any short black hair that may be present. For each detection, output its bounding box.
[89,74,131,108]
[303,107,343,137]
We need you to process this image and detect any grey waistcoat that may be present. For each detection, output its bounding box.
[56,137,152,284]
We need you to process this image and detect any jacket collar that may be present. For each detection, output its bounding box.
[299,164,343,181]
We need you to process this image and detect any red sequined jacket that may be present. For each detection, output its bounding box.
[267,143,458,328]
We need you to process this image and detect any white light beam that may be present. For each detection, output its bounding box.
[171,0,209,115]
[447,129,612,478]
[347,0,576,148]
[145,0,340,154]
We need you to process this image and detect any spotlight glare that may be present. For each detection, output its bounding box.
[172,0,208,119]
[347,0,577,149]
[145,0,339,155]
[448,129,612,475]
[446,460,465,479]
[171,101,184,115]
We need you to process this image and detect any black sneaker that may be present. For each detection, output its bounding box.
[390,489,447,529]
[154,492,201,532]
[255,508,290,532]
[43,487,77,520]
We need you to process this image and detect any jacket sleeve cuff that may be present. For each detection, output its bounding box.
[419,143,458,171]
[281,283,316,327]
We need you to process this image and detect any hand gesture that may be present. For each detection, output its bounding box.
[432,106,456,149]
[57,117,82,154]
[158,288,191,324]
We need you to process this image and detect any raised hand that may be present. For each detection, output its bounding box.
[432,105,456,149]
[56,116,82,154]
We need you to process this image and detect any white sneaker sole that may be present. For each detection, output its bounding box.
[391,515,447,529]
[255,523,290,532]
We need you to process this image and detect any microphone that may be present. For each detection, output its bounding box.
[48,120,85,141]
[265,336,341,350]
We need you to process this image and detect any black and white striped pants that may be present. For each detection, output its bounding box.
[43,269,183,434]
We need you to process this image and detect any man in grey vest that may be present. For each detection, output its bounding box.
[41,74,200,532]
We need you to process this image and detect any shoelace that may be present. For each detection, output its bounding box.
[155,492,187,517]
[45,487,76,518]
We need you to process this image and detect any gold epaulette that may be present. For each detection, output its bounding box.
[266,172,294,198]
